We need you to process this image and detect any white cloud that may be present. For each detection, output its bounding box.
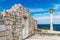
[32,13,49,20]
[28,4,60,24]
[54,4,60,10]
[34,14,42,15]
[54,11,60,15]
[32,12,60,24]
[54,15,60,18]
[28,8,46,12]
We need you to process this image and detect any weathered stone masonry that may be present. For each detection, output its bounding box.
[0,4,37,40]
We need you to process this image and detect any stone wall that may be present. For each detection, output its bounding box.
[0,4,37,40]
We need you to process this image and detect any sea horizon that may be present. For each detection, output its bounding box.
[38,24,60,31]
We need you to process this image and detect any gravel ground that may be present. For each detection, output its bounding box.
[25,34,60,40]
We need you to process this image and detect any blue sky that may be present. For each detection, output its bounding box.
[0,0,60,24]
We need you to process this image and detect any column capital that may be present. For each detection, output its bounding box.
[50,8,53,14]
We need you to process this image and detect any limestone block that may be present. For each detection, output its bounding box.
[0,37,5,40]
[0,32,5,37]
[5,21,10,25]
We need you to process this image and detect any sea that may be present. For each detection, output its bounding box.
[38,24,60,31]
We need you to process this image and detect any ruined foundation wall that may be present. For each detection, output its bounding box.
[0,4,37,40]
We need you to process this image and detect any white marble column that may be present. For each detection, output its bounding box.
[50,9,53,31]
